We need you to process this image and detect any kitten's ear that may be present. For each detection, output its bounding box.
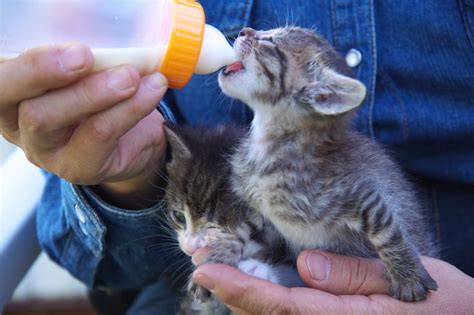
[163,124,191,161]
[298,69,366,115]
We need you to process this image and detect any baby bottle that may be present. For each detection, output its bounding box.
[0,0,237,89]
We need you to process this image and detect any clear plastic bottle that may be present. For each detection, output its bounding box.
[0,0,237,89]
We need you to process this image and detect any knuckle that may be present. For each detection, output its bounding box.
[21,49,39,72]
[127,99,151,118]
[21,48,51,84]
[1,131,19,145]
[283,289,303,315]
[55,162,81,184]
[72,79,96,107]
[21,146,41,167]
[19,100,48,133]
[89,116,115,142]
[349,258,370,294]
[218,286,242,306]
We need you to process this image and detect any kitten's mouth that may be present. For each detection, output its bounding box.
[223,61,245,76]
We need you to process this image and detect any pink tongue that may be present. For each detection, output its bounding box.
[225,61,244,73]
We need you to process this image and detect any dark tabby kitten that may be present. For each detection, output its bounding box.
[219,27,438,302]
[163,125,300,314]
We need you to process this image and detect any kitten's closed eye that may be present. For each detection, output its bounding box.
[257,37,275,46]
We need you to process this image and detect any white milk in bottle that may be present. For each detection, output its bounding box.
[0,0,237,89]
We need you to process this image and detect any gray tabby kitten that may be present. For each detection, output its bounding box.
[219,27,438,302]
[163,125,301,314]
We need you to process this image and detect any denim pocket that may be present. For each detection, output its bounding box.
[200,0,253,37]
[460,0,474,49]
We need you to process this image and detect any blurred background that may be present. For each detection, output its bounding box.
[1,135,96,315]
[4,253,95,315]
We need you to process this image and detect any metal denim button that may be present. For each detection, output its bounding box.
[345,49,362,68]
[75,204,86,224]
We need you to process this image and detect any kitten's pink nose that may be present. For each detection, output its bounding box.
[182,234,204,256]
[239,27,256,39]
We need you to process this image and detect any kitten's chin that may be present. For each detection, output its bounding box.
[218,70,252,104]
[218,72,239,97]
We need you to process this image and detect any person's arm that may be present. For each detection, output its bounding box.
[192,250,474,314]
[0,44,178,289]
[37,173,178,289]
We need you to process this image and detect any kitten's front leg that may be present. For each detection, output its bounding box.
[189,230,244,303]
[358,194,438,301]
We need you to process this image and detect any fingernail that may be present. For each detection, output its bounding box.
[193,271,215,291]
[145,73,167,91]
[107,67,134,91]
[306,252,330,281]
[59,45,87,73]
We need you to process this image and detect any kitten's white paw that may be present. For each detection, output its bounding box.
[238,259,279,284]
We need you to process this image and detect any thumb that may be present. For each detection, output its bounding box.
[193,263,293,314]
[297,250,390,295]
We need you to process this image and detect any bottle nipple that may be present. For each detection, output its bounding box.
[194,24,238,74]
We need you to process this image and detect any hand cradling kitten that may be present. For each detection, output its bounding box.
[163,26,438,314]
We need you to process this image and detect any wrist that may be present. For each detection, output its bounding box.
[95,156,167,209]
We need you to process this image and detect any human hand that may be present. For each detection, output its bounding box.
[193,250,474,314]
[0,44,168,207]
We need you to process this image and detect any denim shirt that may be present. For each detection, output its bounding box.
[37,0,474,309]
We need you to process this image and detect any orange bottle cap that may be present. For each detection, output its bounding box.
[158,0,205,89]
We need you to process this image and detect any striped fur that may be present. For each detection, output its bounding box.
[163,125,295,314]
[220,27,438,302]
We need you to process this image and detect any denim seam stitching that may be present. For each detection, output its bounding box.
[459,0,474,50]
[368,0,377,140]
[59,230,74,263]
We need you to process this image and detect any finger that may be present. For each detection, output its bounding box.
[18,66,140,150]
[0,43,93,109]
[94,109,167,208]
[58,73,167,183]
[297,250,390,296]
[193,264,294,314]
[0,44,93,141]
[192,247,211,265]
[193,264,342,314]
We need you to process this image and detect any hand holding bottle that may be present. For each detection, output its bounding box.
[1,1,237,88]
[0,44,168,208]
[0,1,237,208]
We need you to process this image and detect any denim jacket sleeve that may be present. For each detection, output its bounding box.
[36,102,181,289]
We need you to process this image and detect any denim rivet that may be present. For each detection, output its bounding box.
[345,49,362,68]
[75,204,86,224]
